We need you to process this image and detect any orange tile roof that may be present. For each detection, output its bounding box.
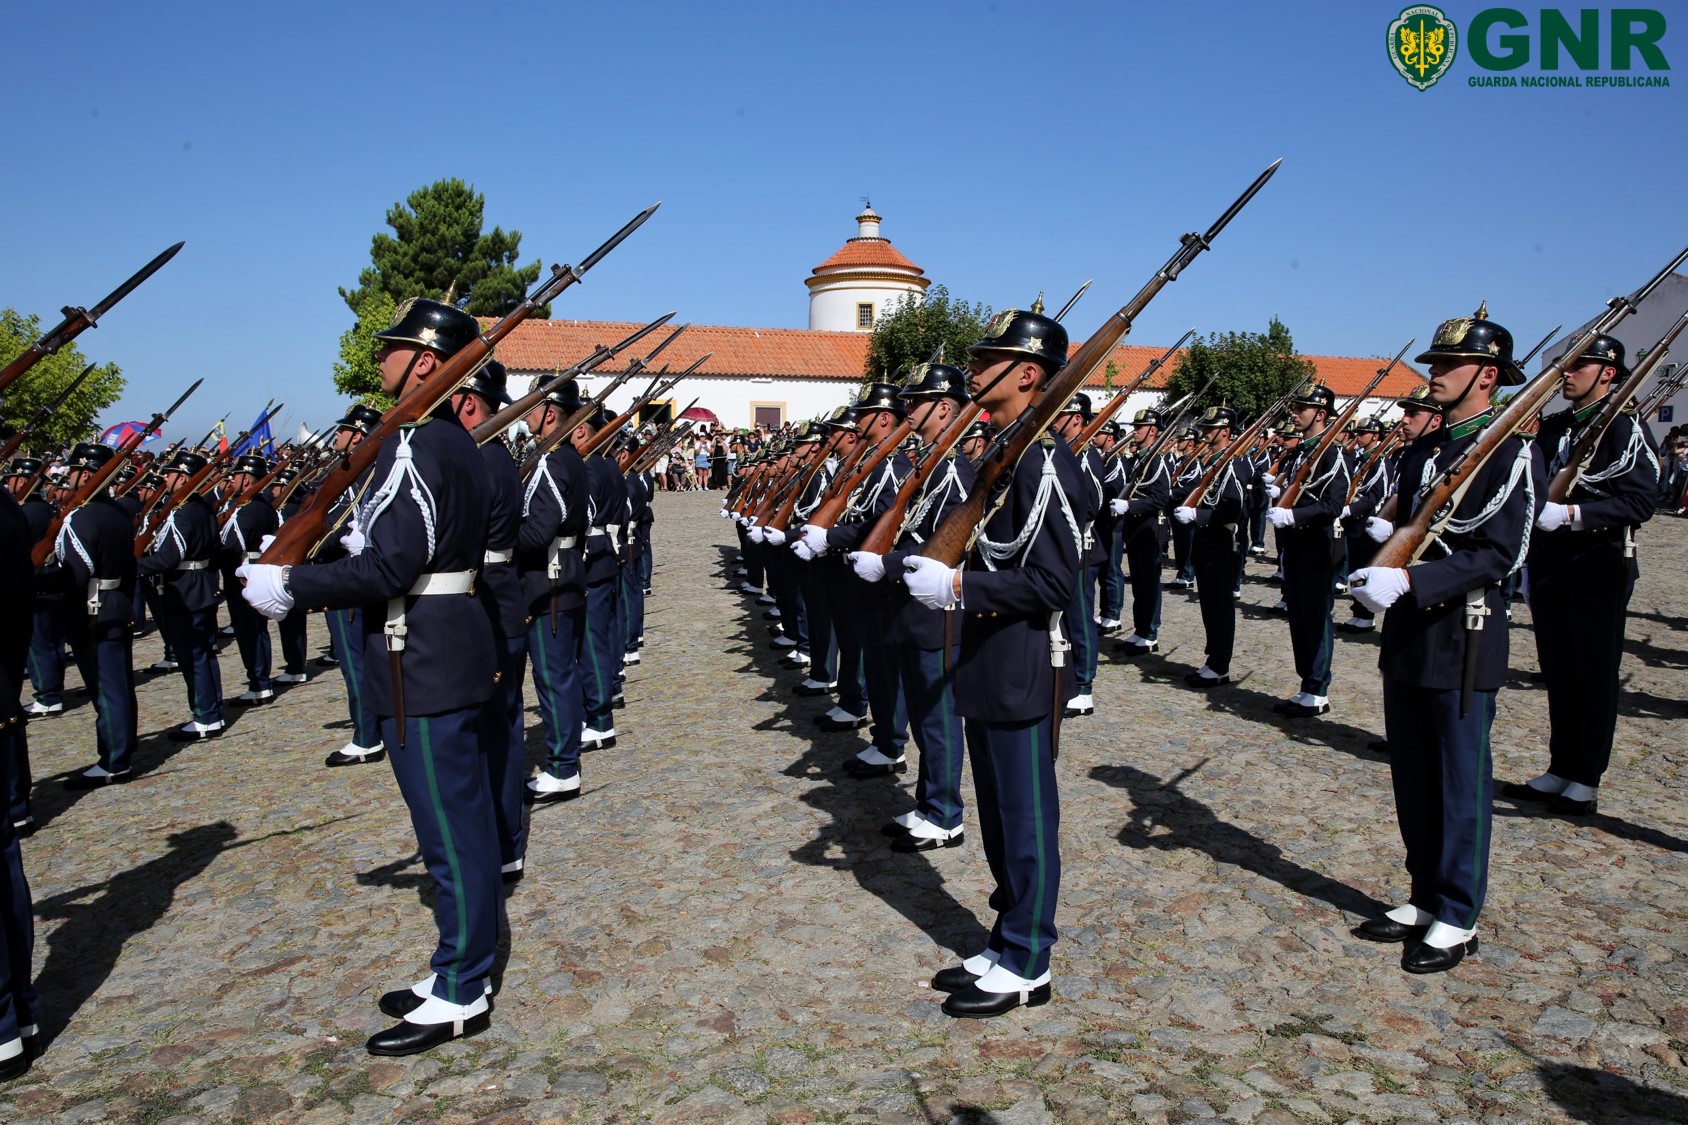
[810,238,924,276]
[488,318,1421,395]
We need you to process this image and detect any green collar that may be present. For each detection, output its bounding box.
[1572,395,1608,424]
[1444,408,1492,441]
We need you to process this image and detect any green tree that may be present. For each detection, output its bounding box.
[0,308,125,451]
[1161,316,1317,421]
[863,285,993,389]
[334,178,545,401]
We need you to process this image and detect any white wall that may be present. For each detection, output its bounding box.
[807,279,925,332]
[508,371,860,431]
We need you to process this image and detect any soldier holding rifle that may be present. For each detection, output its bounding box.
[137,449,226,741]
[316,404,387,767]
[218,454,281,705]
[1174,407,1255,688]
[1109,408,1175,657]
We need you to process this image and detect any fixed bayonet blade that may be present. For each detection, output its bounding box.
[157,378,204,425]
[47,362,99,412]
[88,241,186,322]
[1378,337,1414,378]
[1517,324,1563,371]
[577,202,661,277]
[1201,158,1283,244]
[1054,279,1093,323]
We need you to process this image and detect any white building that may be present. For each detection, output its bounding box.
[804,203,929,332]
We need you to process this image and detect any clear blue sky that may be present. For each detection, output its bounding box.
[4,0,1684,441]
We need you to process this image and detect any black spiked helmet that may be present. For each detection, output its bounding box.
[961,418,992,442]
[165,449,210,475]
[232,454,269,477]
[1415,302,1525,386]
[1567,332,1628,378]
[897,362,969,402]
[336,403,384,435]
[823,405,860,432]
[1131,407,1165,428]
[537,374,583,414]
[968,307,1070,373]
[1195,405,1239,430]
[462,358,514,406]
[1057,392,1093,421]
[374,297,482,358]
[855,380,906,418]
[6,456,42,479]
[1395,383,1443,414]
[67,442,115,472]
[1289,384,1337,412]
[1355,416,1387,435]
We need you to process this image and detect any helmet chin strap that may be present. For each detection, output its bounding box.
[391,348,426,401]
[1449,361,1490,415]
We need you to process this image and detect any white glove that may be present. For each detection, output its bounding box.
[748,526,766,544]
[1536,502,1573,532]
[792,541,816,561]
[1340,505,1351,519]
[1350,566,1410,614]
[340,528,366,556]
[902,556,960,610]
[800,524,831,555]
[259,534,277,553]
[719,506,732,519]
[1172,506,1197,525]
[1365,517,1394,543]
[1266,485,1281,500]
[848,551,886,583]
[236,563,295,621]
[1267,507,1296,530]
[1109,498,1128,517]
[1262,473,1277,486]
[764,526,786,546]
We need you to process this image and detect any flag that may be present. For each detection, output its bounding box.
[212,418,228,454]
[99,421,162,448]
[233,410,273,457]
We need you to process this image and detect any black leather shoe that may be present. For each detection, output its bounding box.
[325,748,386,767]
[167,725,225,743]
[378,988,427,1019]
[1547,794,1598,816]
[64,770,132,791]
[942,982,1052,1018]
[1499,781,1558,803]
[930,966,981,993]
[1183,671,1230,689]
[1062,704,1094,718]
[845,757,907,778]
[1274,700,1330,718]
[891,830,963,852]
[1112,639,1158,656]
[792,682,836,697]
[1366,738,1389,754]
[0,1049,30,1083]
[12,818,35,840]
[314,654,340,667]
[880,820,914,837]
[366,1012,491,1056]
[815,713,867,731]
[1402,937,1478,974]
[1354,917,1429,944]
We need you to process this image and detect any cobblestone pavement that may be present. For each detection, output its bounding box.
[6,492,1687,1125]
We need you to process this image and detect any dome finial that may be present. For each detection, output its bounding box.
[1474,299,1488,319]
[1030,291,1046,315]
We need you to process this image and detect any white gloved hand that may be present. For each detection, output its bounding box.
[1536,501,1573,532]
[1341,505,1352,519]
[902,556,960,610]
[799,524,831,555]
[1172,506,1197,525]
[1267,507,1296,530]
[1350,566,1410,614]
[1262,472,1277,486]
[792,541,815,561]
[1108,498,1128,517]
[764,526,786,546]
[1365,516,1394,543]
[340,528,366,556]
[847,551,886,583]
[1266,485,1282,500]
[259,534,276,553]
[236,563,295,621]
[719,505,732,519]
[748,526,766,544]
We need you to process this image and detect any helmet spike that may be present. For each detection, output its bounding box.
[1030,291,1046,315]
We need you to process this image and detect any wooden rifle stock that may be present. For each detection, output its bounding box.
[1343,429,1403,508]
[755,431,844,527]
[859,403,982,555]
[918,160,1281,565]
[1075,329,1195,454]
[0,362,98,462]
[580,366,705,458]
[1275,344,1406,509]
[803,417,917,530]
[1187,380,1306,506]
[134,460,220,556]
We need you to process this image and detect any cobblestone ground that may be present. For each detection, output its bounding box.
[6,492,1687,1125]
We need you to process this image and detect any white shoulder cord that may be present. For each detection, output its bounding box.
[794,468,832,520]
[1303,447,1350,499]
[1572,417,1657,490]
[1199,460,1242,508]
[522,455,568,521]
[55,511,95,573]
[1418,442,1535,570]
[158,509,188,558]
[902,459,967,545]
[358,429,438,565]
[975,447,1083,570]
[845,460,898,519]
[225,507,248,553]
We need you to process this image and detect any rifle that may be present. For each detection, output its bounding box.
[626,416,694,477]
[517,345,704,476]
[1184,378,1308,507]
[0,242,184,396]
[1547,307,1688,503]
[800,412,919,531]
[859,401,984,555]
[1368,242,1688,577]
[580,359,707,458]
[0,362,98,462]
[134,452,223,557]
[261,203,659,566]
[1106,377,1211,470]
[1637,361,1687,419]
[761,423,866,532]
[31,379,201,566]
[470,312,678,444]
[1075,329,1196,454]
[918,159,1281,565]
[1274,339,1410,510]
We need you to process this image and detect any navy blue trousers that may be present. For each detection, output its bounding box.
[1193,525,1240,675]
[622,558,645,653]
[227,586,273,692]
[162,605,223,726]
[65,621,136,774]
[1533,554,1635,787]
[797,560,835,682]
[1098,522,1126,622]
[581,580,618,730]
[1383,678,1495,929]
[4,724,29,827]
[821,561,867,716]
[1124,525,1164,640]
[529,605,584,780]
[381,707,499,1006]
[27,597,64,707]
[1282,534,1336,695]
[738,528,765,589]
[966,714,1060,979]
[1247,485,1268,550]
[855,586,908,755]
[0,763,36,1049]
[901,643,964,830]
[1344,526,1380,620]
[1170,519,1196,584]
[279,606,308,673]
[326,608,380,749]
[767,549,809,656]
[638,544,653,591]
[480,633,529,868]
[1063,563,1099,694]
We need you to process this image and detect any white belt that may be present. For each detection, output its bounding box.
[87,577,123,615]
[176,560,210,572]
[385,570,477,652]
[243,551,262,562]
[484,549,513,565]
[546,535,581,580]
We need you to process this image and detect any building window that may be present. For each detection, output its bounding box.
[857,303,874,329]
[752,403,784,430]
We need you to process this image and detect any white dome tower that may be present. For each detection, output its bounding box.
[806,202,929,332]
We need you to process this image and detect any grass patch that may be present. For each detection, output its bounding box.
[1265,1014,1368,1046]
